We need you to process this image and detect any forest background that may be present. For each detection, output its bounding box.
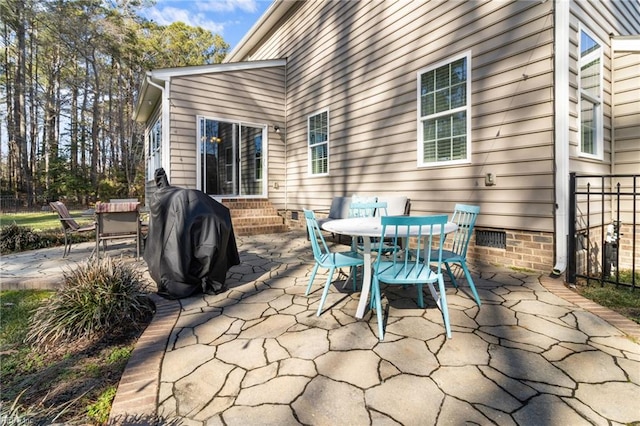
[1,0,229,208]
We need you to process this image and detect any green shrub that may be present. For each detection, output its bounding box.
[0,224,67,254]
[26,257,154,350]
[0,224,42,254]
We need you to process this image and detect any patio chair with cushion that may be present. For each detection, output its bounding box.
[94,201,142,259]
[303,209,365,316]
[439,203,482,306]
[50,201,96,258]
[371,214,450,340]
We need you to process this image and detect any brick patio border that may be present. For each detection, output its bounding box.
[108,294,180,424]
[539,275,640,341]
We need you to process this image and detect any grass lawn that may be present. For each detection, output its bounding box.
[0,211,94,232]
[0,289,142,424]
[575,279,640,325]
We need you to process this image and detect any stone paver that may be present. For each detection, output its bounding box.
[2,231,640,425]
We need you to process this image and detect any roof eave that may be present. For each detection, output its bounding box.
[225,0,297,63]
[133,74,164,123]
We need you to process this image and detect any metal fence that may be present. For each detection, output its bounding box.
[568,173,638,289]
[0,196,86,214]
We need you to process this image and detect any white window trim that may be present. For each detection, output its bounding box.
[307,108,330,177]
[196,115,268,197]
[416,50,472,168]
[147,112,162,180]
[577,23,604,160]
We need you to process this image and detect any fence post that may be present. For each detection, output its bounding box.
[567,173,577,283]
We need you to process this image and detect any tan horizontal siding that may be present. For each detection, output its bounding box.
[237,0,639,235]
[246,0,557,231]
[613,48,640,184]
[568,0,640,179]
[166,66,286,198]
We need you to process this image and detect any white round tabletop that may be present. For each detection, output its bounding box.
[321,217,457,237]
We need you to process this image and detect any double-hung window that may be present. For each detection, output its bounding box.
[417,51,471,166]
[308,109,329,176]
[578,26,603,159]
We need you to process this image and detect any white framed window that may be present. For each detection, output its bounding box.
[308,109,329,176]
[417,51,471,167]
[578,25,604,159]
[147,115,162,179]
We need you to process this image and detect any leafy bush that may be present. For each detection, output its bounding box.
[0,223,67,254]
[0,224,42,254]
[26,257,154,350]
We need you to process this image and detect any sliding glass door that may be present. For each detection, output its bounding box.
[198,117,265,197]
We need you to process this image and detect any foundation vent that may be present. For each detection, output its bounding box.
[476,230,506,249]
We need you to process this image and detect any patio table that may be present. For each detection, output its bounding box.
[322,216,457,319]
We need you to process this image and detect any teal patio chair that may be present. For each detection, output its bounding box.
[303,209,365,316]
[439,204,481,306]
[370,215,450,340]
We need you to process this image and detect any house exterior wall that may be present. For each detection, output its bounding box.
[613,50,640,177]
[165,65,286,206]
[246,0,558,237]
[612,49,640,231]
[567,2,640,257]
[568,1,640,176]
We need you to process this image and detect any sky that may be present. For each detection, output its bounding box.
[140,0,275,50]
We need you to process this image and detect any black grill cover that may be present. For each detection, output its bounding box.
[144,168,240,299]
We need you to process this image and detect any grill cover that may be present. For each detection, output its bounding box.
[144,168,240,299]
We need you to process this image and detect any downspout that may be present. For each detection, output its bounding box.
[284,60,289,212]
[610,37,616,178]
[146,74,170,182]
[553,0,570,276]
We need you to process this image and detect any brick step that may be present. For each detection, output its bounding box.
[222,199,288,236]
[222,199,274,210]
[232,215,285,227]
[229,207,279,218]
[234,223,289,236]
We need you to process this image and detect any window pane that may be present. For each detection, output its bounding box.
[581,31,600,57]
[437,117,451,139]
[421,92,435,116]
[437,137,452,161]
[581,58,600,97]
[435,89,449,113]
[452,137,467,160]
[451,58,466,84]
[435,66,449,90]
[581,98,595,154]
[423,120,436,141]
[451,83,466,109]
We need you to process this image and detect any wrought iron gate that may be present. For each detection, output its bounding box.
[568,173,638,289]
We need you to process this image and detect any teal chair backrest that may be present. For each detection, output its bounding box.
[349,201,388,218]
[304,209,331,261]
[449,204,480,257]
[376,215,448,279]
